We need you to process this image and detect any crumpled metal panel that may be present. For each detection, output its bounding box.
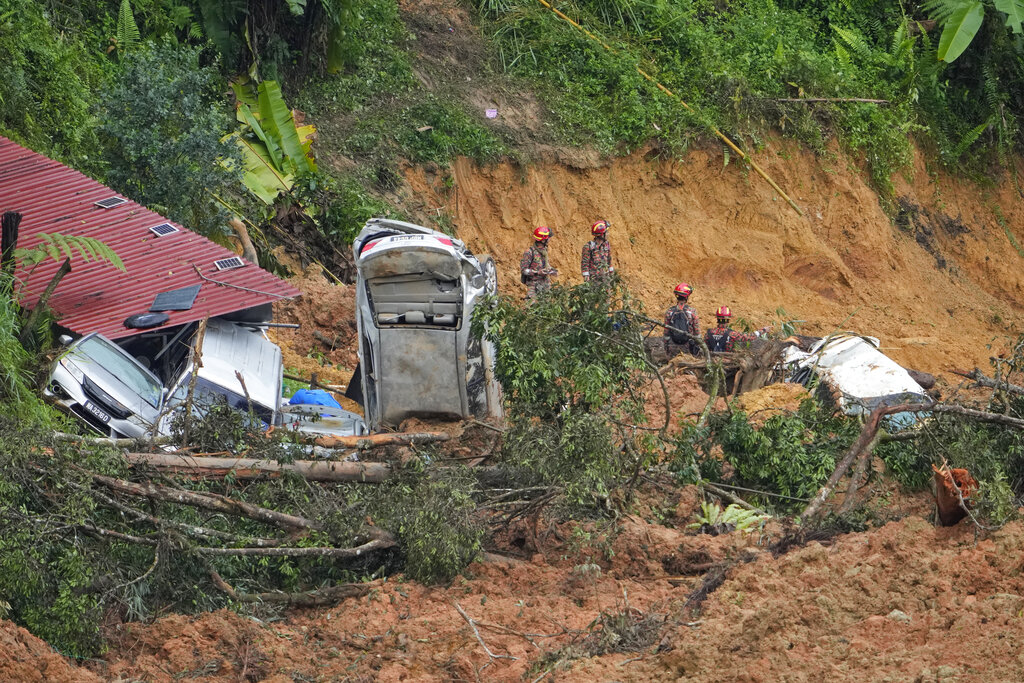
[0,137,300,339]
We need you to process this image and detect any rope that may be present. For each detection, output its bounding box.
[534,0,804,217]
[192,264,294,299]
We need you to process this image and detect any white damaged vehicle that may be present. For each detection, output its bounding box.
[784,334,929,424]
[46,333,165,439]
[350,218,502,430]
[49,319,367,440]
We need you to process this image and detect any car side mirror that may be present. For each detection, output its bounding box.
[58,334,73,346]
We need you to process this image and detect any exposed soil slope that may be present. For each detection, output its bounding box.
[399,142,1024,377]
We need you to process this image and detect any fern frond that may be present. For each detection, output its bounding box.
[922,0,975,22]
[116,0,141,55]
[12,233,125,272]
[948,117,993,162]
[833,26,872,59]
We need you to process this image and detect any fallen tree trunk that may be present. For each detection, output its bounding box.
[124,452,392,483]
[54,431,174,447]
[207,567,368,607]
[312,431,450,449]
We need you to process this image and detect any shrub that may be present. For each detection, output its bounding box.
[98,40,240,236]
[679,399,859,513]
[0,0,107,169]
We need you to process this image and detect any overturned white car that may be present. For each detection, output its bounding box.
[785,334,929,424]
[349,218,502,430]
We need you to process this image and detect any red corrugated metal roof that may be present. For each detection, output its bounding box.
[0,137,300,339]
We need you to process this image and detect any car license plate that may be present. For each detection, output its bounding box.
[83,400,111,424]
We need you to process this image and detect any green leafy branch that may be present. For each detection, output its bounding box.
[15,233,125,271]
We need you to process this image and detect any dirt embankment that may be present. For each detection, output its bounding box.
[397,141,1024,377]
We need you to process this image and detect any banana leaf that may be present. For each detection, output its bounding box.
[937,1,984,62]
[238,102,285,173]
[223,132,294,205]
[257,81,315,175]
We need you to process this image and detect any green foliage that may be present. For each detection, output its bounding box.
[924,0,1024,62]
[476,279,659,509]
[0,282,55,419]
[189,0,365,79]
[15,233,126,272]
[476,0,1024,186]
[0,0,107,169]
[116,0,142,58]
[687,501,771,534]
[475,278,647,418]
[377,467,483,584]
[291,171,395,244]
[928,0,986,62]
[877,436,934,491]
[680,399,859,512]
[98,41,240,236]
[502,410,621,508]
[227,78,317,206]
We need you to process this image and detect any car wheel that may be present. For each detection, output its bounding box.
[479,255,498,296]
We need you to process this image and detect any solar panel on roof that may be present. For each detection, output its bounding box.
[94,196,127,209]
[214,256,245,271]
[148,222,179,237]
[150,284,201,312]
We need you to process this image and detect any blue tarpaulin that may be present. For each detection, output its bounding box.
[289,388,342,409]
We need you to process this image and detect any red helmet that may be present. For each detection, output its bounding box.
[591,219,609,235]
[533,226,551,241]
[674,283,692,298]
[715,305,733,319]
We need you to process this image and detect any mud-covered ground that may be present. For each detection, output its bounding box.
[13,501,1024,682]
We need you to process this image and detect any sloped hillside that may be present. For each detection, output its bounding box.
[397,139,1024,376]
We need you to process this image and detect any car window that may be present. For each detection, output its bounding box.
[74,337,162,408]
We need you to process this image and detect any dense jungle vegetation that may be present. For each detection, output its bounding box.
[4,0,1024,660]
[3,0,1024,247]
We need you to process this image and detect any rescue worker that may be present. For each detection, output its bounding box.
[663,283,700,359]
[520,226,557,298]
[704,305,764,352]
[581,219,614,282]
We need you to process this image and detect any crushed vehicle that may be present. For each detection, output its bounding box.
[784,333,929,425]
[48,318,367,440]
[349,218,502,430]
[46,333,166,439]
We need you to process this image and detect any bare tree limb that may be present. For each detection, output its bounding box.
[196,536,395,558]
[123,452,392,483]
[773,97,889,104]
[455,601,517,673]
[954,368,1024,396]
[91,473,328,533]
[312,431,450,449]
[206,565,368,607]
